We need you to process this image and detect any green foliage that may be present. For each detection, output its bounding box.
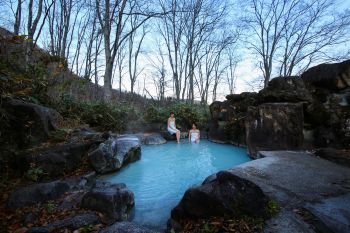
[49,128,69,143]
[43,201,57,214]
[267,200,280,216]
[145,102,210,129]
[79,224,96,232]
[26,165,44,182]
[52,97,128,132]
[0,59,48,102]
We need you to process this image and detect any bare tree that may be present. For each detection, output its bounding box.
[127,14,147,94]
[95,0,159,100]
[278,0,350,76]
[148,40,168,100]
[225,47,239,94]
[13,0,23,34]
[243,0,350,87]
[25,0,54,66]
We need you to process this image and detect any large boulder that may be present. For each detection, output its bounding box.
[27,141,99,177]
[169,171,270,229]
[136,133,166,145]
[301,59,350,90]
[100,222,158,233]
[88,135,141,174]
[3,99,62,145]
[314,148,350,168]
[258,76,313,103]
[80,181,134,222]
[28,213,100,233]
[246,103,304,158]
[7,180,70,210]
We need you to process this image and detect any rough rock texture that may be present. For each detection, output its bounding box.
[230,151,350,233]
[80,181,134,222]
[68,128,110,143]
[136,133,166,145]
[7,180,71,210]
[100,222,158,233]
[301,59,350,90]
[28,213,100,233]
[169,171,270,229]
[246,103,304,158]
[314,148,350,168]
[3,99,62,144]
[160,131,188,141]
[27,141,99,177]
[88,135,141,174]
[258,76,313,103]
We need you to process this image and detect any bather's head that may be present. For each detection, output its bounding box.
[170,112,175,117]
[192,123,197,130]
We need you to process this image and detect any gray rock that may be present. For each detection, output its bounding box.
[4,99,62,145]
[7,180,70,210]
[169,171,270,229]
[258,76,313,103]
[143,134,166,145]
[100,222,158,233]
[160,131,188,141]
[301,59,350,90]
[88,135,141,174]
[304,193,350,233]
[315,148,350,168]
[246,103,304,158]
[80,181,134,222]
[29,213,100,232]
[27,141,98,177]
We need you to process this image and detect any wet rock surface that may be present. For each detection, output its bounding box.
[136,133,166,145]
[88,135,141,174]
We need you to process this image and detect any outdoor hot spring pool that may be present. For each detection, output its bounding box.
[100,139,251,230]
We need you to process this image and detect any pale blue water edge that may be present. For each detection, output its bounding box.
[100,140,251,230]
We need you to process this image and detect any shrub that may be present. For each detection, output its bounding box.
[145,102,210,129]
[51,97,129,132]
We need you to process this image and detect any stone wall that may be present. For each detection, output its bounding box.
[209,59,350,158]
[246,103,304,158]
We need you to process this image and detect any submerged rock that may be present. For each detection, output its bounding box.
[80,181,134,222]
[246,103,304,158]
[100,221,158,233]
[88,135,141,174]
[169,171,270,229]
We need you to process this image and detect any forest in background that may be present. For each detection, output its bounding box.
[1,0,349,103]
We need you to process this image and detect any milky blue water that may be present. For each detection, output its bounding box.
[100,140,250,230]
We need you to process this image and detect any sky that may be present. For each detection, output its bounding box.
[1,0,350,103]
